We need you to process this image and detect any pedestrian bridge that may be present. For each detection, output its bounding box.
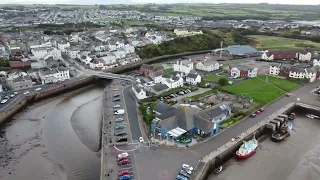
[89,72,135,81]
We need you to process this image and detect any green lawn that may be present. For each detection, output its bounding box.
[222,77,300,104]
[164,68,174,73]
[248,35,320,50]
[217,71,229,76]
[258,75,300,92]
[203,74,220,82]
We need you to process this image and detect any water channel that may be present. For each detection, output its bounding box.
[0,84,107,180]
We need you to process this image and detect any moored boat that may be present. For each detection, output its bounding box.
[271,121,293,142]
[236,136,258,159]
[306,113,320,119]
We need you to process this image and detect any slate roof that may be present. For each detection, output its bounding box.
[225,45,257,55]
[290,67,305,73]
[151,84,169,92]
[305,67,317,73]
[154,102,176,114]
[186,73,199,79]
[202,60,218,66]
[198,103,231,122]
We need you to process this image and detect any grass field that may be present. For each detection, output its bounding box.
[203,74,220,82]
[258,75,300,92]
[248,35,320,50]
[164,68,174,73]
[222,77,299,104]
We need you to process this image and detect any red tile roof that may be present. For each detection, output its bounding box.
[9,61,31,68]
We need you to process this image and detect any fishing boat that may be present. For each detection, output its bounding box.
[288,113,295,120]
[271,121,293,142]
[306,113,320,119]
[236,136,258,159]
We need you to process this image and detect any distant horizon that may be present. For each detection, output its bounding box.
[0,1,318,6]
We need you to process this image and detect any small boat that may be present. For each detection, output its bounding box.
[236,136,258,159]
[213,166,223,174]
[288,113,295,120]
[306,113,320,119]
[271,121,293,142]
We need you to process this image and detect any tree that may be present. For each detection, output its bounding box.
[218,78,229,86]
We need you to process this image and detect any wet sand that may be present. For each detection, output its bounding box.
[0,85,105,180]
[209,112,320,180]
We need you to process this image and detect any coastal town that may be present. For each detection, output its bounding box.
[1,3,320,180]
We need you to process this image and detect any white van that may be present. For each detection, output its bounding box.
[115,109,125,115]
[113,105,121,108]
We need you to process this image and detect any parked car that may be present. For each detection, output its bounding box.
[1,99,7,104]
[285,93,291,97]
[114,94,120,97]
[255,110,261,115]
[118,153,129,159]
[139,137,144,143]
[117,137,128,142]
[113,98,121,102]
[115,125,125,130]
[250,114,257,118]
[259,108,264,112]
[35,87,42,91]
[119,170,130,176]
[176,174,188,180]
[118,156,128,162]
[14,92,18,95]
[115,131,127,136]
[114,105,121,108]
[119,174,131,180]
[118,159,130,166]
[4,96,9,99]
[23,91,30,95]
[115,118,124,122]
[9,94,15,98]
[113,88,118,91]
[179,170,191,178]
[182,164,193,172]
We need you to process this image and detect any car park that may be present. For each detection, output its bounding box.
[118,175,131,180]
[250,113,257,118]
[119,170,130,176]
[176,174,188,180]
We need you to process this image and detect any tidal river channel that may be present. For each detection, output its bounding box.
[0,84,107,180]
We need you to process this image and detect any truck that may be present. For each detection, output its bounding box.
[115,109,125,115]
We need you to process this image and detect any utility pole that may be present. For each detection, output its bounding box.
[220,41,223,60]
[266,74,268,83]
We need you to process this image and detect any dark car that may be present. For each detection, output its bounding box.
[117,137,128,142]
[115,131,127,136]
[250,114,257,118]
[113,98,121,102]
[179,170,191,178]
[113,94,120,97]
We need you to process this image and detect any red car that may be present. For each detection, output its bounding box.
[118,156,128,162]
[255,110,261,115]
[119,170,130,176]
[285,93,291,97]
[118,159,130,166]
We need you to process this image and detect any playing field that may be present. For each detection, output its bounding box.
[222,76,299,104]
[248,35,320,50]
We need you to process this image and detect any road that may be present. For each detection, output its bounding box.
[191,81,320,157]
[123,86,142,141]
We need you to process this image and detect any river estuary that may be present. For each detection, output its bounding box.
[0,84,105,180]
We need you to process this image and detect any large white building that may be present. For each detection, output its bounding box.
[38,67,70,84]
[31,47,61,60]
[186,73,201,85]
[269,63,281,75]
[66,47,80,59]
[132,83,147,100]
[173,60,194,75]
[195,60,220,72]
[57,42,70,53]
[90,59,105,70]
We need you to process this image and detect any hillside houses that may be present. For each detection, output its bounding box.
[173,59,194,75]
[269,63,318,82]
[228,65,258,78]
[195,60,220,72]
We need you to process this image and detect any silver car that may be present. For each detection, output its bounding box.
[115,118,124,122]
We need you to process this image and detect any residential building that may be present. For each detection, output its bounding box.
[7,75,33,90]
[38,67,70,84]
[298,52,312,61]
[57,42,70,53]
[305,68,317,82]
[31,47,61,60]
[89,59,105,70]
[279,64,292,77]
[145,84,169,95]
[261,50,312,61]
[121,46,135,54]
[186,73,201,85]
[111,50,126,60]
[229,65,258,78]
[151,102,227,138]
[313,59,320,66]
[289,67,306,79]
[132,83,147,100]
[66,47,80,59]
[149,71,164,84]
[161,74,184,89]
[195,60,220,72]
[31,60,47,69]
[9,61,31,68]
[269,63,281,75]
[173,60,194,75]
[138,64,164,76]
[100,56,117,65]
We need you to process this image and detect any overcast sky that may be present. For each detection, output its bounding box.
[0,0,317,5]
